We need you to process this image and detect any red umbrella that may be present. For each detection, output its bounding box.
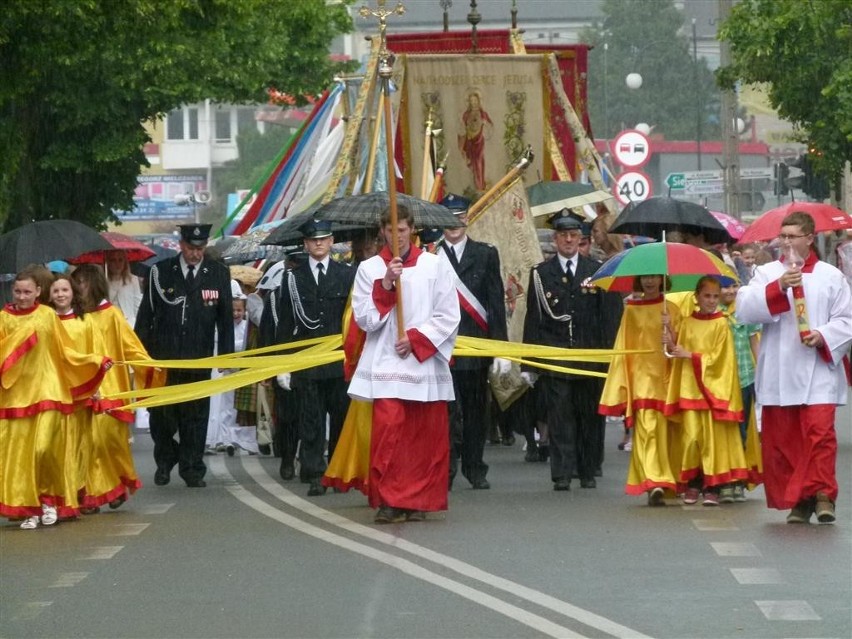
[740,202,852,243]
[69,231,156,264]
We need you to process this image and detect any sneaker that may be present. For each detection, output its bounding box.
[623,440,632,452]
[682,487,700,505]
[719,486,735,504]
[41,504,58,526]
[702,490,719,507]
[374,506,407,524]
[406,510,426,522]
[20,516,40,530]
[648,487,665,507]
[732,484,746,502]
[786,499,814,524]
[815,493,836,524]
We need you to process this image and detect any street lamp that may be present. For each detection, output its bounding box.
[625,72,643,90]
[692,18,702,170]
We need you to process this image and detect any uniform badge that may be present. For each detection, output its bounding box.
[201,289,219,306]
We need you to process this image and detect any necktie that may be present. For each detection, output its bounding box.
[316,262,325,285]
[186,264,195,285]
[566,260,574,277]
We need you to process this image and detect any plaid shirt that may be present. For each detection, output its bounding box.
[721,303,760,388]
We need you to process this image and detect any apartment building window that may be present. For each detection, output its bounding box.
[215,107,231,142]
[166,107,199,140]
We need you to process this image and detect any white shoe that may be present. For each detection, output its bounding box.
[20,516,40,530]
[41,504,58,526]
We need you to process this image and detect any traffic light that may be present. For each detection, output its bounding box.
[802,148,830,201]
[773,162,790,195]
[786,155,807,191]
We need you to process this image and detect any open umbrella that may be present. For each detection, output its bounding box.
[130,244,177,278]
[709,211,747,241]
[222,220,292,264]
[0,219,114,273]
[262,207,369,246]
[609,197,732,245]
[739,201,852,243]
[312,192,463,229]
[526,181,613,218]
[69,231,156,264]
[591,242,739,294]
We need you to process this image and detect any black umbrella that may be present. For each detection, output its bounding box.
[262,208,370,246]
[609,197,732,245]
[312,192,464,230]
[0,219,114,273]
[130,244,177,278]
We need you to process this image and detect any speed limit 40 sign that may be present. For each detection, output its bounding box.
[613,171,653,206]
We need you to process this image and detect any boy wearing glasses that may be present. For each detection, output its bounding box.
[736,211,852,524]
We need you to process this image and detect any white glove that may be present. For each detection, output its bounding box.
[520,371,538,388]
[490,358,512,376]
[276,373,291,391]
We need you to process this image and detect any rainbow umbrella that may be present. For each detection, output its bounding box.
[591,242,738,293]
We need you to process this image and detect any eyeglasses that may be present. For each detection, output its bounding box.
[777,233,809,241]
[556,230,582,238]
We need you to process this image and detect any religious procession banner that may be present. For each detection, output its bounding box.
[397,54,551,201]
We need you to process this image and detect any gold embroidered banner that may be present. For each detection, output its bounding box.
[398,54,550,201]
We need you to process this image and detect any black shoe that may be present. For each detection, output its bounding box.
[154,469,170,486]
[258,443,272,456]
[580,478,597,489]
[226,445,235,457]
[279,459,295,481]
[374,506,407,524]
[538,446,550,462]
[472,478,491,490]
[501,436,516,447]
[307,480,327,497]
[595,467,603,478]
[524,445,539,462]
[186,479,207,488]
[553,478,571,491]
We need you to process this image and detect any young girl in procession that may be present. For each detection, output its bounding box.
[664,276,749,506]
[0,267,110,529]
[206,282,259,455]
[718,281,763,502]
[105,250,143,328]
[71,264,161,510]
[599,275,683,506]
[49,274,102,512]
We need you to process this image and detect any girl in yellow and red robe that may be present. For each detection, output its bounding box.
[0,267,110,529]
[71,265,162,509]
[599,275,683,506]
[664,276,748,506]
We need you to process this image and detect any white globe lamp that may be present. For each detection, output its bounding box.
[625,73,643,90]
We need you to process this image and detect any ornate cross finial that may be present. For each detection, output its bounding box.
[360,0,406,63]
[439,0,452,32]
[467,0,481,53]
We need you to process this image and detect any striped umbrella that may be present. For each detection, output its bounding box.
[591,242,738,293]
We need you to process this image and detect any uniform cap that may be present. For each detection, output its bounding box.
[299,219,333,239]
[440,193,471,215]
[178,224,212,247]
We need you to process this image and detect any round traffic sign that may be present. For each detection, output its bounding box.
[613,171,653,206]
[612,129,651,169]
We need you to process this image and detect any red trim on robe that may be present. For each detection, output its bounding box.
[0,400,77,418]
[70,358,112,398]
[625,479,678,496]
[679,465,748,488]
[2,303,40,316]
[371,280,397,317]
[1,331,38,379]
[765,281,791,315]
[407,328,438,363]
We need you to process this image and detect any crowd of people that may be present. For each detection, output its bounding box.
[1,205,850,530]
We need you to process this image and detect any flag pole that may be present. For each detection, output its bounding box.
[466,148,534,226]
[362,0,406,338]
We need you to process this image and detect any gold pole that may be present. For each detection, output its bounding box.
[363,93,384,194]
[420,109,434,199]
[428,155,448,202]
[466,149,533,225]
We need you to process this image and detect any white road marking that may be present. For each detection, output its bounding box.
[109,523,150,536]
[210,456,653,639]
[137,503,174,515]
[730,568,785,585]
[77,546,124,560]
[49,572,89,588]
[9,601,52,620]
[692,518,739,531]
[755,600,821,621]
[710,542,761,557]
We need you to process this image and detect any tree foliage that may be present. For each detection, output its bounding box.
[718,0,852,181]
[0,0,354,233]
[581,0,721,141]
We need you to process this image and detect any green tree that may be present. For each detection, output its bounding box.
[718,0,852,184]
[581,0,721,141]
[0,0,354,233]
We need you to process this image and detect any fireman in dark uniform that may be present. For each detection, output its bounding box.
[521,212,622,491]
[135,223,234,488]
[272,220,355,497]
[436,194,509,490]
